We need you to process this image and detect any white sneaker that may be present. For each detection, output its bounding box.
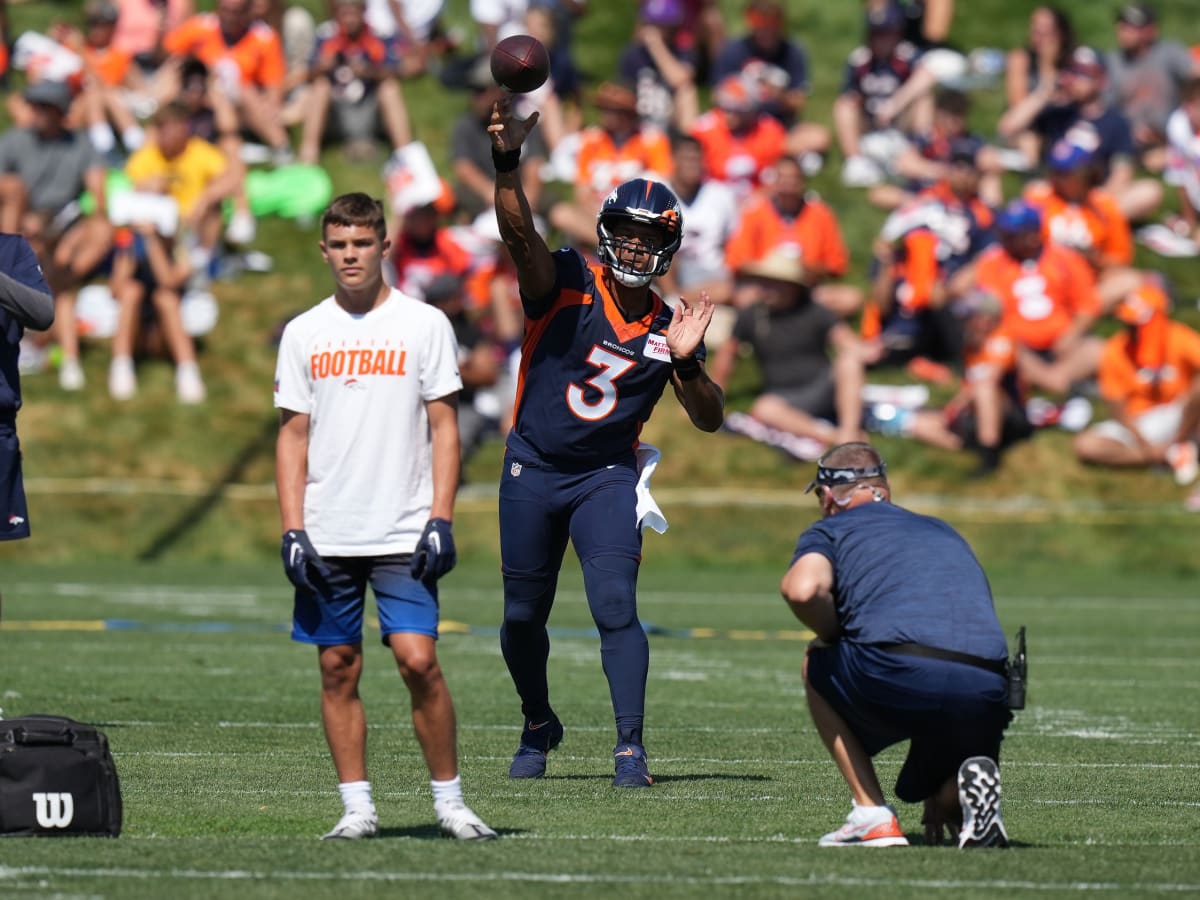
[108,357,137,400]
[321,808,378,840]
[841,154,884,188]
[1166,441,1199,486]
[59,358,85,391]
[225,209,256,245]
[818,804,908,847]
[436,800,498,841]
[1058,396,1093,432]
[176,364,206,404]
[957,756,1009,848]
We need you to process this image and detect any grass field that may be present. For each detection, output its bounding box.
[1,558,1198,899]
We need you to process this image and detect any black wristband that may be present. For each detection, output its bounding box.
[492,146,521,173]
[671,355,702,381]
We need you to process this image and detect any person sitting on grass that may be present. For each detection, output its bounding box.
[710,251,868,460]
[297,0,413,165]
[904,290,1034,478]
[107,217,207,404]
[1072,280,1200,487]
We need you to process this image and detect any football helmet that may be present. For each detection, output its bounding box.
[596,178,684,288]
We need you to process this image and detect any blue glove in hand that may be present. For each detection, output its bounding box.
[281,529,329,593]
[411,518,457,581]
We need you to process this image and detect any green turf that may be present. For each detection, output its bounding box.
[1,560,1198,899]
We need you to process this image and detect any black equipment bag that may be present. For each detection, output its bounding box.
[0,715,122,836]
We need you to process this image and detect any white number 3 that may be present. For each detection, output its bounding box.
[566,345,637,421]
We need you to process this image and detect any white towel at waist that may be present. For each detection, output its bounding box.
[635,443,668,535]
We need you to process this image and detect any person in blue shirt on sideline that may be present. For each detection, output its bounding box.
[0,233,54,544]
[781,441,1012,848]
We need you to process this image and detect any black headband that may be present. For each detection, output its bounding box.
[804,461,887,494]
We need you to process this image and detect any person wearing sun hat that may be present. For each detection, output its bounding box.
[1073,279,1200,485]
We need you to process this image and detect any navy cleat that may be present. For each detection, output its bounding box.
[508,715,564,779]
[612,744,654,788]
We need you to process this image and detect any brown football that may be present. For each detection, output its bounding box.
[489,34,550,93]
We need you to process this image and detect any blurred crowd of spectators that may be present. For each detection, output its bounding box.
[5,0,1200,501]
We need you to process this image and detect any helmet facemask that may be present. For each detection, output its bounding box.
[597,218,674,288]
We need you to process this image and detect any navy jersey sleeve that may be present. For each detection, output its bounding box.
[8,237,51,295]
[792,520,836,567]
[784,43,811,93]
[840,58,861,96]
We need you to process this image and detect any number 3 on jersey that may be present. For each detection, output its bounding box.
[567,345,637,421]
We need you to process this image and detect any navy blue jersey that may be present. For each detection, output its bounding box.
[508,248,701,467]
[0,234,51,417]
[841,42,920,127]
[791,501,1008,660]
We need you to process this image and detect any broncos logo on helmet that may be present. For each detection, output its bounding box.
[595,178,684,288]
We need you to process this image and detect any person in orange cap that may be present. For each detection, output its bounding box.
[1073,280,1200,484]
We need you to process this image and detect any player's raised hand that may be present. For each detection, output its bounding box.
[666,293,715,360]
[488,95,540,154]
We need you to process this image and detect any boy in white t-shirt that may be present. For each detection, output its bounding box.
[273,192,495,841]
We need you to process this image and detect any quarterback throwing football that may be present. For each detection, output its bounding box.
[488,96,725,787]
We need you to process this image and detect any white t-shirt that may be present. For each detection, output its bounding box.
[470,0,528,40]
[673,180,737,289]
[365,0,445,40]
[274,289,462,556]
[1165,107,1200,209]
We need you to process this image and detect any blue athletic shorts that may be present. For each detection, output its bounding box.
[291,554,439,646]
[0,426,30,541]
[806,641,1011,803]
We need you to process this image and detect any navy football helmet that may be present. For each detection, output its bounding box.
[596,178,684,288]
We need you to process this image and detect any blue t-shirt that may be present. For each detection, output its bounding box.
[711,36,810,126]
[791,501,1008,660]
[507,248,703,467]
[0,234,51,417]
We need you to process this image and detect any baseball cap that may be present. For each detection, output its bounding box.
[996,199,1042,233]
[640,0,685,27]
[423,273,465,305]
[1068,45,1107,77]
[1115,3,1156,26]
[23,80,72,113]
[84,0,119,23]
[948,136,983,164]
[714,75,757,113]
[866,3,904,32]
[1047,139,1096,172]
[1114,282,1169,325]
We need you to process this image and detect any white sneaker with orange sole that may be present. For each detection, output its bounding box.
[819,804,908,847]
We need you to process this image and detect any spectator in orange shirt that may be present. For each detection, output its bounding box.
[388,197,472,302]
[907,290,1034,477]
[973,199,1105,396]
[865,139,997,371]
[547,81,672,248]
[1074,281,1200,485]
[689,74,786,201]
[164,0,291,163]
[1023,138,1142,310]
[724,154,861,317]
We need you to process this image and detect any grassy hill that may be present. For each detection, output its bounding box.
[6,0,1200,572]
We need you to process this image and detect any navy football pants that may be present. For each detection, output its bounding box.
[499,450,647,742]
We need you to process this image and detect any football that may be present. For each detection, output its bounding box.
[489,34,550,93]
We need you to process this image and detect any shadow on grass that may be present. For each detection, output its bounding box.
[377,825,524,840]
[137,415,278,561]
[539,773,772,784]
